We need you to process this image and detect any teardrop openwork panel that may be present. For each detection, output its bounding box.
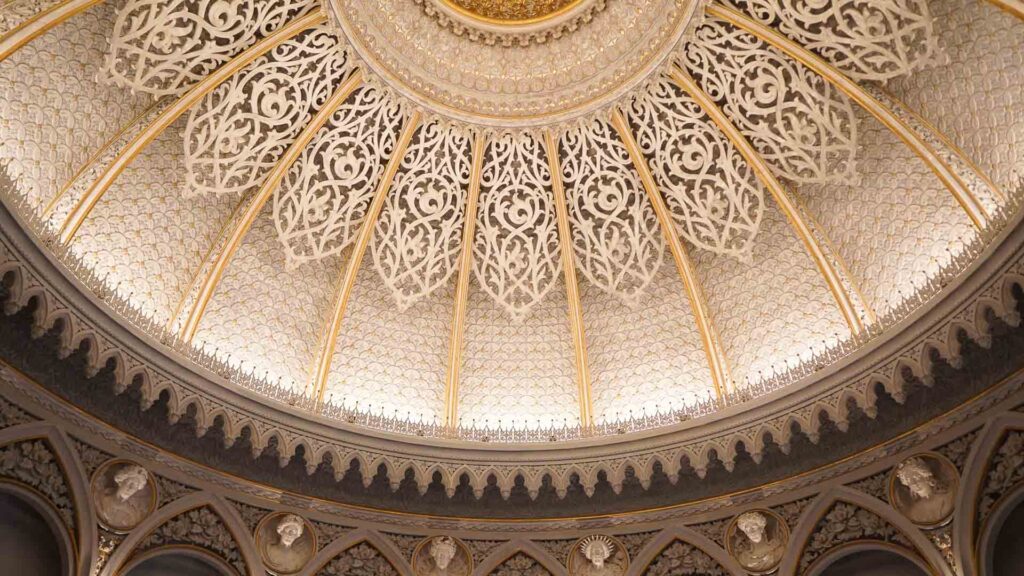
[682,17,858,184]
[273,85,405,266]
[473,132,562,322]
[729,0,936,81]
[183,26,354,196]
[558,119,664,306]
[371,121,472,309]
[627,76,764,259]
[102,0,318,96]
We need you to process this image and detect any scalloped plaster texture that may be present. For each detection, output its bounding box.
[0,2,151,211]
[323,255,452,424]
[796,108,978,317]
[70,117,238,325]
[691,198,849,387]
[194,204,339,391]
[458,279,580,429]
[583,252,716,423]
[885,0,1024,192]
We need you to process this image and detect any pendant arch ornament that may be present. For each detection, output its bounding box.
[625,75,764,260]
[726,0,938,82]
[370,121,473,310]
[557,119,665,307]
[100,0,319,96]
[473,131,563,322]
[272,84,406,267]
[681,16,859,185]
[183,24,355,198]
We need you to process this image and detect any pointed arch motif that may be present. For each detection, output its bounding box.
[628,525,741,576]
[473,540,568,576]
[302,528,411,576]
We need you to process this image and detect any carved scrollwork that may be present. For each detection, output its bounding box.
[273,85,405,266]
[490,552,553,576]
[102,0,318,96]
[728,0,937,81]
[133,506,247,575]
[318,542,399,575]
[0,439,75,534]
[183,25,354,197]
[371,121,472,309]
[978,430,1024,525]
[557,120,664,306]
[473,132,562,321]
[644,540,726,576]
[682,18,858,184]
[798,501,913,572]
[626,76,764,259]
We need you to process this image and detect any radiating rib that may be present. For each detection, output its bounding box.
[671,66,872,337]
[171,70,365,342]
[56,11,326,244]
[309,112,422,403]
[543,130,594,427]
[987,0,1024,19]
[443,132,486,427]
[706,2,990,230]
[610,109,733,399]
[0,0,101,62]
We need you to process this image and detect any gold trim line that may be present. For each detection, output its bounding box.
[544,129,594,427]
[310,111,423,404]
[443,132,486,428]
[56,11,326,244]
[0,0,102,62]
[610,109,733,398]
[175,70,365,342]
[986,0,1024,19]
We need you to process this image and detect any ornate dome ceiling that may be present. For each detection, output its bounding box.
[0,0,1022,444]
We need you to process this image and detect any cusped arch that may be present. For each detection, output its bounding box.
[300,527,413,576]
[472,539,568,576]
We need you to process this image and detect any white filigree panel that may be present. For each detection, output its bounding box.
[557,120,664,306]
[273,85,405,266]
[626,76,764,259]
[729,0,936,81]
[371,122,472,309]
[0,3,151,212]
[796,108,977,317]
[194,203,337,391]
[473,132,562,321]
[692,199,849,387]
[583,254,716,424]
[458,281,580,429]
[184,25,353,196]
[886,0,1024,193]
[682,18,858,184]
[102,0,317,96]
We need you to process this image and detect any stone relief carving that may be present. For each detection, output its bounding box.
[798,501,913,572]
[848,469,891,502]
[313,520,354,550]
[725,509,787,573]
[154,474,199,507]
[568,534,629,576]
[643,540,726,576]
[490,552,553,576]
[134,506,247,575]
[0,395,34,429]
[978,429,1024,526]
[257,511,317,574]
[889,453,958,528]
[70,437,112,477]
[91,459,157,532]
[317,542,400,575]
[935,428,981,473]
[412,535,473,576]
[0,439,75,533]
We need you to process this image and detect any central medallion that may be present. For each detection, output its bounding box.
[327,0,703,126]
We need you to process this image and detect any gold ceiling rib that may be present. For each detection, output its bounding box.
[56,11,326,245]
[706,3,991,230]
[609,109,733,399]
[0,0,102,62]
[543,130,595,427]
[986,0,1024,19]
[309,112,423,404]
[172,70,365,343]
[670,66,872,337]
[442,132,487,428]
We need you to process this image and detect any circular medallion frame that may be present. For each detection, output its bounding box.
[567,533,630,576]
[255,511,318,575]
[888,451,960,529]
[411,535,474,575]
[89,459,158,533]
[725,508,790,575]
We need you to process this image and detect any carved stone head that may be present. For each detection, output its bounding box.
[896,457,938,499]
[737,511,768,544]
[276,514,305,548]
[580,535,614,568]
[429,536,457,570]
[113,464,149,502]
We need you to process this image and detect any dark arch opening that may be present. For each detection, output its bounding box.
[817,548,927,576]
[0,490,67,576]
[125,550,229,576]
[990,494,1024,576]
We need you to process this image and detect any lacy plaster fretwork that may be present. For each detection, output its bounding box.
[643,540,726,576]
[0,0,64,36]
[797,502,913,572]
[0,395,35,429]
[977,429,1024,526]
[0,439,75,534]
[317,542,399,575]
[184,26,355,197]
[682,18,858,185]
[489,552,553,576]
[134,506,247,575]
[102,0,318,96]
[413,0,607,47]
[728,0,937,81]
